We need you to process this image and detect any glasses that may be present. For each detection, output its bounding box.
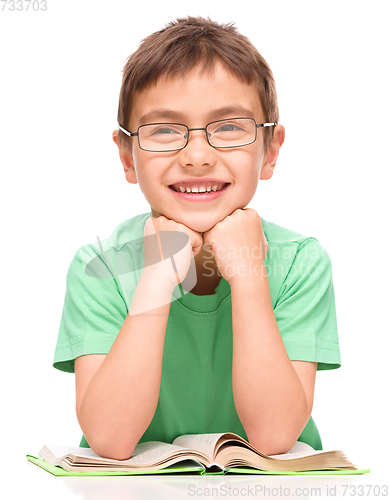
[118,118,276,152]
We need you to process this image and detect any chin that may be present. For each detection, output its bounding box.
[177,216,218,233]
[188,222,214,233]
[153,207,228,233]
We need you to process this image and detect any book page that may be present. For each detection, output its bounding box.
[268,441,322,460]
[41,445,105,462]
[129,441,192,465]
[173,434,225,459]
[41,441,190,466]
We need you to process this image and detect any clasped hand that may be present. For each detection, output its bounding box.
[203,208,268,284]
[143,209,268,289]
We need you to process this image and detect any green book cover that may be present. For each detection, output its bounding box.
[26,454,370,477]
[26,455,205,476]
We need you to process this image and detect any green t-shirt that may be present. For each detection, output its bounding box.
[54,212,341,451]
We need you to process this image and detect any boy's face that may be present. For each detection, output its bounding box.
[115,63,282,233]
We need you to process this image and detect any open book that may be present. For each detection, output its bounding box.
[27,432,369,476]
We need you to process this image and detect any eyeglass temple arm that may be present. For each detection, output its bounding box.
[256,122,277,129]
[118,124,138,137]
[118,122,275,135]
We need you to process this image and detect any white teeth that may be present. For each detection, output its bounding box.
[172,182,226,193]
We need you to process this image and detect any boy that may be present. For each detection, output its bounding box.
[53,17,340,460]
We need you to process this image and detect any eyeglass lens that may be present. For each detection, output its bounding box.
[138,118,256,151]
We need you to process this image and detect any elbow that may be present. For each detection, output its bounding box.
[76,408,138,460]
[81,427,139,460]
[243,390,313,456]
[249,435,297,456]
[88,439,137,461]
[247,416,312,456]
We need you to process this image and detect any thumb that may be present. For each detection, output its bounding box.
[262,230,269,258]
[201,230,215,256]
[190,230,204,258]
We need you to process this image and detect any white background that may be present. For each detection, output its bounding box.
[1,1,389,498]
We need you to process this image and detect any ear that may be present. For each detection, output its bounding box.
[260,125,285,180]
[112,129,138,184]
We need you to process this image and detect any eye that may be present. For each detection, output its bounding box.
[216,123,242,132]
[212,120,248,135]
[150,126,182,136]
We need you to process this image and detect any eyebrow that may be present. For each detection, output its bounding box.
[138,106,256,126]
[138,109,185,126]
[208,106,256,122]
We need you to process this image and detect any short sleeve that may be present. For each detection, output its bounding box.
[53,246,128,373]
[274,238,341,370]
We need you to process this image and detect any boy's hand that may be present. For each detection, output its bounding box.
[142,216,203,291]
[203,209,268,284]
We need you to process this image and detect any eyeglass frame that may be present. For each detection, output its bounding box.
[117,118,277,152]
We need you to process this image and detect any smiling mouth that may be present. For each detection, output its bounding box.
[169,181,230,193]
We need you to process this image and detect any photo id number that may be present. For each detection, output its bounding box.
[1,0,47,11]
[342,484,388,496]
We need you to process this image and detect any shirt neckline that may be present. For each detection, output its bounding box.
[177,277,231,313]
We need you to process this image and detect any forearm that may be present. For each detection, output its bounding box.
[77,272,173,459]
[231,264,311,455]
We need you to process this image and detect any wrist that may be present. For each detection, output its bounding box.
[229,261,274,313]
[225,258,267,287]
[129,265,177,316]
[141,258,179,292]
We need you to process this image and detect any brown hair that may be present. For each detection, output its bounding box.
[117,16,279,153]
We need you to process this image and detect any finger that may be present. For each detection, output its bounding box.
[201,231,214,256]
[262,230,269,258]
[150,219,166,261]
[144,217,165,262]
[144,217,157,237]
[190,230,204,257]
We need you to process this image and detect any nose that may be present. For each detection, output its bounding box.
[179,128,216,168]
